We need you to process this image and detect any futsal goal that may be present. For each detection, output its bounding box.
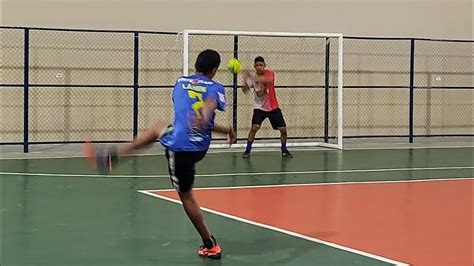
[182,29,344,150]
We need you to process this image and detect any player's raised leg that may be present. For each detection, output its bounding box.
[84,122,169,173]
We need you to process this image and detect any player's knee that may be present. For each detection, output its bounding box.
[178,190,194,202]
[279,127,287,135]
[251,125,260,132]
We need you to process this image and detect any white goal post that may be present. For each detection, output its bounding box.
[182,29,344,150]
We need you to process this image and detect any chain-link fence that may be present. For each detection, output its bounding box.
[342,38,411,137]
[27,30,136,143]
[414,40,473,136]
[1,26,472,152]
[138,33,182,132]
[1,28,24,143]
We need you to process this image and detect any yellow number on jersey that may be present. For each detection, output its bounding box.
[188,90,204,118]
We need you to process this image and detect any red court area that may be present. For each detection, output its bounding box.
[154,179,473,266]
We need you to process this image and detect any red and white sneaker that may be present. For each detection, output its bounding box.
[198,244,222,259]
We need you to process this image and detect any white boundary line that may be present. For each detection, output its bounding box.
[138,189,409,266]
[146,176,474,193]
[1,145,472,160]
[1,166,473,178]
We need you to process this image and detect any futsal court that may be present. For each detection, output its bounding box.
[1,146,472,265]
[1,24,473,266]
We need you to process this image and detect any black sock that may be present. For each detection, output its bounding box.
[203,235,217,248]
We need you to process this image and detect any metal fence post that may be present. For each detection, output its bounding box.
[23,29,30,153]
[133,32,139,138]
[324,38,331,143]
[232,35,239,139]
[409,39,415,143]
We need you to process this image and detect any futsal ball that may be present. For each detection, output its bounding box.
[226,58,242,74]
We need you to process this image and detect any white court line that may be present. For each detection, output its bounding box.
[0,166,473,178]
[1,166,473,178]
[138,190,410,266]
[147,176,474,192]
[0,145,472,160]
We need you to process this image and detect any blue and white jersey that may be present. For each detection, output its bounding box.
[160,74,226,151]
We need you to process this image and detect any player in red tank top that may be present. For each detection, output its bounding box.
[241,56,292,158]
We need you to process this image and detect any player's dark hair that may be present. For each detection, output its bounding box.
[195,49,221,74]
[254,56,265,64]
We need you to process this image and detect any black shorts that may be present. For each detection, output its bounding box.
[252,108,287,130]
[165,149,207,193]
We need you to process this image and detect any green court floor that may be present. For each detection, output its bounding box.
[1,147,473,265]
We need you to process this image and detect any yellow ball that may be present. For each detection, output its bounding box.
[226,58,242,74]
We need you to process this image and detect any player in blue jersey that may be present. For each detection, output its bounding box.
[84,50,236,259]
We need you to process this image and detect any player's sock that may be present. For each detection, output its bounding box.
[203,235,217,248]
[245,141,253,153]
[198,235,221,259]
[281,143,288,153]
[281,144,293,157]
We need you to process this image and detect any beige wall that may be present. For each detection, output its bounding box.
[2,0,472,39]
